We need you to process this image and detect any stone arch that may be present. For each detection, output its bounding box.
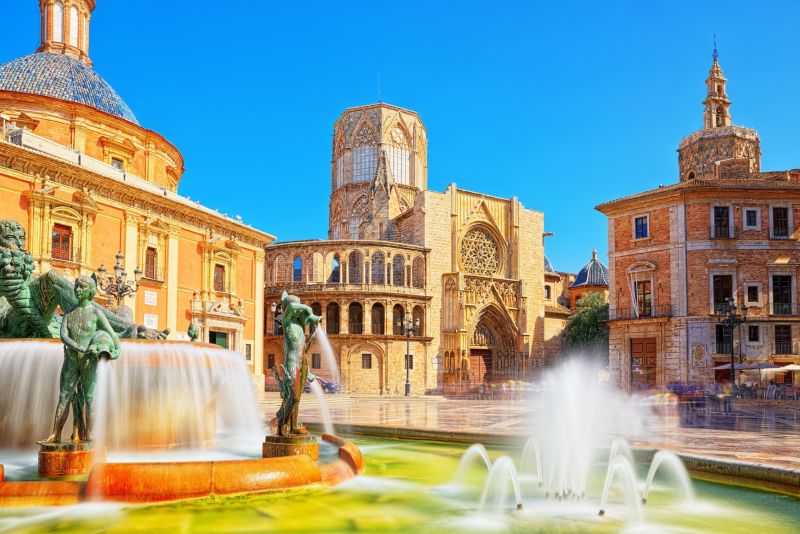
[392,303,404,335]
[371,302,385,334]
[328,254,341,283]
[292,255,303,282]
[392,254,405,286]
[346,341,384,394]
[348,250,363,283]
[273,255,287,284]
[348,302,363,334]
[371,251,385,284]
[349,195,369,239]
[412,257,425,288]
[466,304,517,385]
[325,302,340,334]
[413,305,425,337]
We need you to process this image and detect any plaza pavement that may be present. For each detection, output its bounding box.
[256,392,800,471]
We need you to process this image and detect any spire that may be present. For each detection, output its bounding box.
[37,1,95,66]
[592,248,598,261]
[703,36,731,129]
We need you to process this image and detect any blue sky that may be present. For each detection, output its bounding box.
[2,1,799,273]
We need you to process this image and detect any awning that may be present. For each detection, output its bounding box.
[712,363,779,370]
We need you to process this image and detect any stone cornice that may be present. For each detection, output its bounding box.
[0,141,274,249]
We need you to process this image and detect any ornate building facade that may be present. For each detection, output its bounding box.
[0,1,274,374]
[598,50,800,390]
[264,103,549,395]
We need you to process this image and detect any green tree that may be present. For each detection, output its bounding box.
[564,292,609,361]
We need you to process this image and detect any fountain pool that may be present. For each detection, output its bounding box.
[1,437,797,533]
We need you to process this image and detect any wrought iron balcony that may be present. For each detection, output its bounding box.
[772,302,794,316]
[711,226,735,239]
[608,305,674,320]
[715,341,733,355]
[775,342,795,355]
[770,226,792,240]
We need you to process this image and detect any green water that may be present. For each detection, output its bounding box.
[1,438,799,533]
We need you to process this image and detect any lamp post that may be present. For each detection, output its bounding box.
[96,251,142,307]
[717,298,747,393]
[397,311,419,397]
[270,301,282,335]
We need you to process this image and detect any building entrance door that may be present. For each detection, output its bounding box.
[630,338,656,389]
[469,349,493,387]
[209,331,228,349]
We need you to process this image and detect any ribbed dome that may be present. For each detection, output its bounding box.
[0,53,138,124]
[570,249,608,288]
[544,255,556,274]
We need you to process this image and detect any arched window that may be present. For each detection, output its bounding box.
[292,256,302,282]
[387,127,410,185]
[145,247,157,279]
[412,257,425,288]
[392,304,404,335]
[274,256,287,284]
[53,2,64,43]
[69,5,78,47]
[371,303,385,335]
[392,255,405,286]
[348,250,363,284]
[413,306,425,337]
[326,303,340,334]
[348,302,363,334]
[311,302,322,319]
[329,255,340,283]
[716,106,724,127]
[371,252,385,284]
[352,124,377,183]
[544,285,551,300]
[350,196,369,239]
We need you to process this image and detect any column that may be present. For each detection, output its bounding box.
[254,251,266,376]
[124,216,138,319]
[166,230,179,337]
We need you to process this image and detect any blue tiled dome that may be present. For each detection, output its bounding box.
[544,255,556,274]
[570,249,608,288]
[0,53,138,124]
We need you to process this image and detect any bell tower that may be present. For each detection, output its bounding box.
[37,0,95,66]
[703,41,731,129]
[677,42,761,182]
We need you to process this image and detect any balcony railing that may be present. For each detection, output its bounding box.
[715,341,733,355]
[770,226,792,240]
[713,302,733,315]
[772,302,794,316]
[775,342,795,355]
[266,282,427,296]
[608,305,675,320]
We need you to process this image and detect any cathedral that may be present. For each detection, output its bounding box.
[264,103,551,395]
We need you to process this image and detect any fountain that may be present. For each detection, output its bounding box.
[451,443,493,486]
[478,456,523,513]
[641,450,696,504]
[0,222,363,507]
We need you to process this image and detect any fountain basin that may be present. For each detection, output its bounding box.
[0,434,363,505]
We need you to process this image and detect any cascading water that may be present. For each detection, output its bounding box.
[642,450,696,504]
[478,456,523,513]
[0,340,262,452]
[451,443,492,486]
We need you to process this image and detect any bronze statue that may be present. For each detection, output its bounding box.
[187,321,199,342]
[0,219,167,340]
[43,276,120,443]
[273,291,320,436]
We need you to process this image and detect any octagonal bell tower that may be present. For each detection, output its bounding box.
[328,103,427,241]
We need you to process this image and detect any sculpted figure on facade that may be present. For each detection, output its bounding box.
[0,219,167,340]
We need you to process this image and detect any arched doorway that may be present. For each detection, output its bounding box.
[467,306,517,389]
[347,343,383,394]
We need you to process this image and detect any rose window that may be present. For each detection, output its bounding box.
[460,228,500,276]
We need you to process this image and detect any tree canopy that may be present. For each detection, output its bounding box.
[563,292,609,362]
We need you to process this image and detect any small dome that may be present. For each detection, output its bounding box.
[570,249,608,288]
[0,53,138,124]
[544,255,556,274]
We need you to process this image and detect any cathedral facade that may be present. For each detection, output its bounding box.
[0,1,274,374]
[264,104,548,395]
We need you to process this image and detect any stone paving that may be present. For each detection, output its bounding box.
[256,392,800,470]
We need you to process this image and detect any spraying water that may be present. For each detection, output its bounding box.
[313,329,340,385]
[598,456,643,522]
[519,437,542,484]
[308,380,335,435]
[478,456,523,513]
[452,444,493,486]
[0,340,262,451]
[642,450,696,504]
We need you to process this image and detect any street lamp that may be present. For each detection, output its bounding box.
[270,301,282,335]
[717,298,748,392]
[96,251,142,307]
[397,311,420,396]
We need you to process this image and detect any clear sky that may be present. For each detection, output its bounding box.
[2,1,799,273]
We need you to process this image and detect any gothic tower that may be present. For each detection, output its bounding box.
[328,103,427,241]
[677,45,761,181]
[37,0,95,66]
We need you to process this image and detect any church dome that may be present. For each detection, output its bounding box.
[0,53,138,124]
[570,249,608,288]
[544,255,556,274]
